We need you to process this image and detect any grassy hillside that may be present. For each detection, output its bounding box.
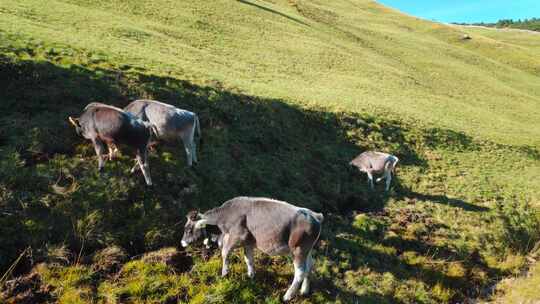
[1,0,539,303]
[1,0,540,146]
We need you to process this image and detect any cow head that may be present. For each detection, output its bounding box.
[68,116,82,136]
[181,210,207,247]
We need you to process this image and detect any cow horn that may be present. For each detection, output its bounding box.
[68,116,79,127]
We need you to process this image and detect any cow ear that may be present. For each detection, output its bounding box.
[187,210,198,221]
[68,116,80,128]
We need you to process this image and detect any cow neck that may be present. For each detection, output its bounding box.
[202,206,226,225]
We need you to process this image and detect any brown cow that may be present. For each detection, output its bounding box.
[68,103,153,185]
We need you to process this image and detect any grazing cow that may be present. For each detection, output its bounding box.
[181,197,324,302]
[68,103,154,185]
[350,151,399,191]
[124,99,201,167]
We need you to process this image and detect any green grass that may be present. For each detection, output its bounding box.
[493,261,540,304]
[0,0,540,303]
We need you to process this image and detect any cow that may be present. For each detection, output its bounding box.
[349,151,399,191]
[203,225,224,249]
[123,99,201,167]
[68,103,154,185]
[181,197,324,302]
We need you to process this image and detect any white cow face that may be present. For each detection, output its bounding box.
[181,211,206,247]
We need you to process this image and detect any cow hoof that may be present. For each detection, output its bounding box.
[300,281,310,295]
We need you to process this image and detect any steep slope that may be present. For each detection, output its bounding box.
[1,0,539,146]
[1,1,539,303]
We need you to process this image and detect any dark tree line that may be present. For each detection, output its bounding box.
[453,18,540,32]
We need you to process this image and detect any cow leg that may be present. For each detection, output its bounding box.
[136,149,152,186]
[220,233,232,277]
[216,233,224,248]
[181,139,193,167]
[108,146,114,161]
[244,245,255,278]
[189,124,198,164]
[366,171,374,190]
[221,229,246,277]
[179,134,193,167]
[184,143,193,167]
[300,251,314,295]
[191,139,198,164]
[283,255,308,302]
[130,160,139,173]
[92,139,107,172]
[108,144,118,161]
[130,152,141,173]
[184,145,193,167]
[385,171,392,191]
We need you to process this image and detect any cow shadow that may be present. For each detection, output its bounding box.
[344,169,489,214]
[321,216,504,302]
[423,127,479,151]
[390,180,490,212]
[401,191,489,212]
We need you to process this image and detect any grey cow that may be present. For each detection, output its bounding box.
[350,151,399,191]
[68,103,154,185]
[181,197,324,302]
[124,100,201,167]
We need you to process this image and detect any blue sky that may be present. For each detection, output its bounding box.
[377,0,540,23]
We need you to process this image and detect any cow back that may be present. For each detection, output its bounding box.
[239,198,321,255]
[125,100,195,141]
[80,106,149,149]
[350,151,390,173]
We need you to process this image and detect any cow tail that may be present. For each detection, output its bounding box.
[313,212,324,223]
[195,114,201,139]
[391,156,399,174]
[150,124,159,141]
